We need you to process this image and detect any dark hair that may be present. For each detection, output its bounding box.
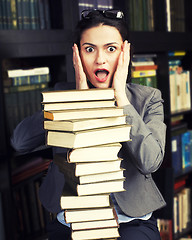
[74,10,132,82]
[75,10,129,49]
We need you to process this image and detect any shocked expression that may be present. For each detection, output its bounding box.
[80,24,123,88]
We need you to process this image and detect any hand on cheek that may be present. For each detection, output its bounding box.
[72,44,89,90]
[112,40,131,107]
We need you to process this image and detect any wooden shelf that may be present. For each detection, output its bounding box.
[130,32,192,52]
[0,30,73,58]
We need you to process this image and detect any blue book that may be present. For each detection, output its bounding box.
[16,0,23,29]
[171,134,182,174]
[44,0,51,29]
[2,0,8,29]
[30,0,39,29]
[38,0,45,29]
[181,131,191,169]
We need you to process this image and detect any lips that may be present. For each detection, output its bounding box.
[94,69,109,82]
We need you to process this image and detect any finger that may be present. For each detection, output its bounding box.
[72,45,76,68]
[123,40,130,65]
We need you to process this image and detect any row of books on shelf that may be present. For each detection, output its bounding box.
[4,66,50,135]
[171,124,192,174]
[157,218,173,240]
[169,56,191,113]
[42,88,131,239]
[128,0,154,31]
[0,0,189,32]
[13,172,55,238]
[166,0,185,32]
[173,183,191,236]
[0,0,51,30]
[79,0,186,32]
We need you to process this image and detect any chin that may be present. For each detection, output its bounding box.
[95,82,111,89]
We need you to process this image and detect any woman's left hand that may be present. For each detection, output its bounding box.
[112,40,131,107]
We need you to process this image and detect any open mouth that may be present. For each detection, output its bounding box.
[94,69,109,82]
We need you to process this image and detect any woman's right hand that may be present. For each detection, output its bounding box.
[72,43,89,90]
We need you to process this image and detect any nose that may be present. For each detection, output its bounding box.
[95,50,106,65]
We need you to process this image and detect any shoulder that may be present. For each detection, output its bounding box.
[126,83,163,103]
[126,83,164,114]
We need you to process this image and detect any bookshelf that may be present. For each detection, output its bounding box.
[0,0,192,239]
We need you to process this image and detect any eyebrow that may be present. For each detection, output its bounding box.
[82,42,119,47]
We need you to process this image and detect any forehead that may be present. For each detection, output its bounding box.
[80,25,123,45]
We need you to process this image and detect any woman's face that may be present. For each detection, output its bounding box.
[80,25,123,88]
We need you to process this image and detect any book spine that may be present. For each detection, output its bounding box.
[16,0,23,29]
[6,0,12,29]
[22,0,30,29]
[30,0,36,29]
[43,0,51,29]
[38,0,45,29]
[0,1,3,29]
[2,0,8,29]
[10,0,17,29]
[132,69,156,78]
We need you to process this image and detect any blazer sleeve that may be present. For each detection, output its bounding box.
[10,82,76,154]
[10,110,46,153]
[122,88,167,175]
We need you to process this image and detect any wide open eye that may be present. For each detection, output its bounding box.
[86,47,94,53]
[107,46,116,52]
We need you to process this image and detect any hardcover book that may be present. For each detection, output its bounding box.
[42,88,115,103]
[44,115,126,132]
[47,124,131,148]
[44,107,124,121]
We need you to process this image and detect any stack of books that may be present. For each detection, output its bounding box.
[131,54,157,88]
[42,88,132,240]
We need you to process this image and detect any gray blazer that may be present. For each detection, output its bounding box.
[11,82,166,217]
[114,83,166,217]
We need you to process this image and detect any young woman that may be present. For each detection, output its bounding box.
[11,9,166,240]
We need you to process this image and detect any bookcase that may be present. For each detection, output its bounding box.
[0,0,192,239]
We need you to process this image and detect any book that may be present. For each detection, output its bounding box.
[68,169,125,185]
[71,219,118,231]
[42,88,115,103]
[171,134,182,174]
[47,124,131,148]
[132,64,158,71]
[63,179,125,196]
[66,143,122,163]
[54,155,123,176]
[44,107,124,121]
[131,69,156,78]
[71,227,120,240]
[60,194,112,210]
[181,131,192,169]
[64,205,117,223]
[43,99,115,111]
[8,67,49,77]
[44,115,126,132]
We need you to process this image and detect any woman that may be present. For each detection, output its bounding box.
[11,9,166,240]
